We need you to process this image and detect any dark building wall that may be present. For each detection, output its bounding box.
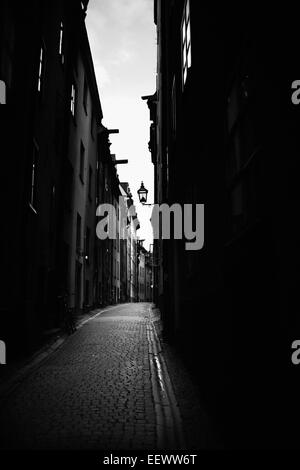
[0,0,106,356]
[1,0,142,362]
[151,1,300,448]
[1,0,83,354]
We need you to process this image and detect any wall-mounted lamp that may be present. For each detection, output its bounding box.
[137,182,153,206]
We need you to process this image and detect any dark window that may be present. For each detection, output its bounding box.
[71,82,76,116]
[0,80,6,104]
[80,141,85,182]
[59,21,64,64]
[181,0,191,87]
[29,140,39,212]
[88,166,92,200]
[76,213,82,253]
[83,76,88,114]
[38,44,45,93]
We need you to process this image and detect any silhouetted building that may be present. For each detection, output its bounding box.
[146,0,300,448]
[0,0,143,360]
[0,0,95,355]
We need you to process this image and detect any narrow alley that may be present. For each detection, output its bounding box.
[2,0,300,453]
[0,303,212,451]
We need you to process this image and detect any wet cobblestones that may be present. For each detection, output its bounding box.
[0,303,213,451]
[0,304,157,450]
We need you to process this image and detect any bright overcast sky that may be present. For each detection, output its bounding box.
[86,0,156,250]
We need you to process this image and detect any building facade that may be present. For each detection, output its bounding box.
[1,0,93,355]
[137,244,152,302]
[147,0,300,448]
[0,0,142,361]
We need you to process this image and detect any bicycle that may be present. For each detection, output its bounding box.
[58,292,77,335]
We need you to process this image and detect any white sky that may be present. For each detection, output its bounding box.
[86,0,156,250]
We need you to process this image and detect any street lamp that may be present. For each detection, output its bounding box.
[137,181,154,207]
[137,182,148,204]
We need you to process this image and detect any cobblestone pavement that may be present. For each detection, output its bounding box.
[0,303,213,451]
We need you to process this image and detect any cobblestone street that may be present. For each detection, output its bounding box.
[0,303,211,451]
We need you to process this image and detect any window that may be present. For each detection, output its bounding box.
[70,83,76,117]
[29,140,39,212]
[76,213,82,253]
[80,141,85,182]
[38,44,45,93]
[59,22,64,64]
[0,80,6,104]
[181,0,191,87]
[83,76,88,114]
[88,166,92,200]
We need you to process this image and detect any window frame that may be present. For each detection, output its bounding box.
[181,0,192,89]
[37,42,46,96]
[70,81,76,118]
[58,21,65,65]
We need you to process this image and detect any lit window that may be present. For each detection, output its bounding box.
[181,0,192,87]
[38,45,45,93]
[0,80,6,104]
[71,83,76,116]
[59,22,64,64]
